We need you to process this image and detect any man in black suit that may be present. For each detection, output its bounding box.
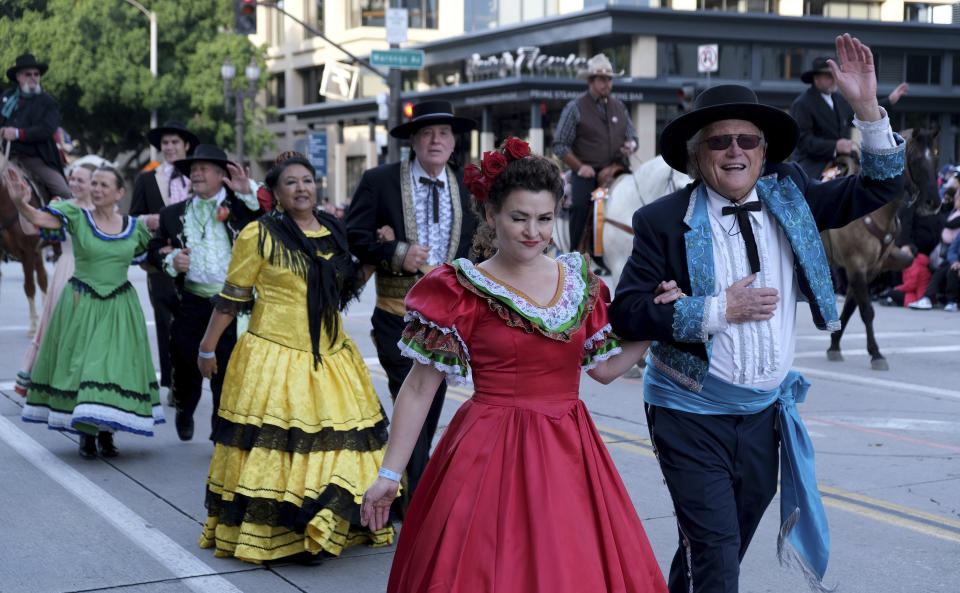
[131,121,199,407]
[147,144,262,441]
[611,35,905,593]
[346,100,477,507]
[791,55,908,180]
[0,53,71,200]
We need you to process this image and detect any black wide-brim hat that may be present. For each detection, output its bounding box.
[147,121,200,151]
[800,56,833,84]
[173,144,234,178]
[7,53,48,82]
[659,84,798,173]
[390,100,477,139]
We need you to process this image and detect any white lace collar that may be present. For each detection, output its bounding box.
[455,253,588,332]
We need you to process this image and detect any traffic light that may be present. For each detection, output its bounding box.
[235,0,256,35]
[403,102,414,119]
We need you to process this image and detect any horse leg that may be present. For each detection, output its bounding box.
[22,255,38,337]
[855,280,888,371]
[827,290,859,361]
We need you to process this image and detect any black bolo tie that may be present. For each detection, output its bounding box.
[721,201,762,274]
[419,177,442,223]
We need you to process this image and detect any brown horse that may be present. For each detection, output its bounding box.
[0,152,49,336]
[822,128,941,370]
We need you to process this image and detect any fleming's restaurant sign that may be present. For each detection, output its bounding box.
[466,47,589,82]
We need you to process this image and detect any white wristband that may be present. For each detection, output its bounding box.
[378,467,401,482]
[198,350,215,359]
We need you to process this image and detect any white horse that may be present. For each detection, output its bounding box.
[554,154,692,287]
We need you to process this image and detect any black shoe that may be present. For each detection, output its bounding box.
[78,434,98,459]
[97,431,119,458]
[175,411,194,441]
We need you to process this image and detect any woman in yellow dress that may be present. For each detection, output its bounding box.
[195,151,394,564]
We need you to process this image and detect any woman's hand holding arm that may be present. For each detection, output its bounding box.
[361,363,445,531]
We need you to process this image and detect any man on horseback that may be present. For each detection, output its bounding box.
[0,53,71,201]
[553,53,637,274]
[611,34,905,593]
[791,55,908,180]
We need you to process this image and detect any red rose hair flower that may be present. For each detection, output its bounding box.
[464,137,531,203]
[503,137,530,160]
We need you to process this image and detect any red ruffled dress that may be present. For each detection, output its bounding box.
[390,253,667,593]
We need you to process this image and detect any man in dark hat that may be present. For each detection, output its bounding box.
[610,35,905,593]
[346,100,477,507]
[552,53,638,272]
[131,121,200,407]
[791,55,908,180]
[147,144,263,441]
[0,53,72,200]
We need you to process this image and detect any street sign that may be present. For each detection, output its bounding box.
[370,49,424,70]
[385,7,408,45]
[697,44,719,73]
[308,132,327,177]
[319,63,359,101]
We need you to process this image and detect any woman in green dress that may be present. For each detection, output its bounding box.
[4,165,164,458]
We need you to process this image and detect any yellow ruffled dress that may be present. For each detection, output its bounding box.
[198,221,394,563]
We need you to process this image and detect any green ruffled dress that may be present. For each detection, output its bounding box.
[21,201,164,436]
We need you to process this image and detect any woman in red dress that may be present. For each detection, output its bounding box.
[362,140,676,593]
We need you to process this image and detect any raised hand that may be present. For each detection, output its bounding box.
[828,33,881,122]
[2,167,31,204]
[223,162,252,194]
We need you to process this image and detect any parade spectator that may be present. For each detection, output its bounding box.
[146,145,262,441]
[610,35,904,592]
[6,165,164,458]
[0,53,72,200]
[553,53,637,273]
[346,100,477,509]
[195,151,393,564]
[938,165,958,200]
[361,142,673,593]
[888,252,931,307]
[15,162,97,397]
[908,185,960,310]
[791,55,907,180]
[130,121,199,407]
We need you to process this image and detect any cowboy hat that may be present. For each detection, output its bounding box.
[389,100,477,139]
[147,121,200,151]
[173,144,234,178]
[576,53,623,81]
[800,57,833,84]
[7,53,48,82]
[659,84,798,173]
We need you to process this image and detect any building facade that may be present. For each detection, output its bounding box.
[253,2,960,203]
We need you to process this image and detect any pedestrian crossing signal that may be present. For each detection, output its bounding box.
[403,102,414,118]
[235,0,257,35]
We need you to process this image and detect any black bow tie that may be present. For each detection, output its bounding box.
[419,176,443,224]
[721,201,762,274]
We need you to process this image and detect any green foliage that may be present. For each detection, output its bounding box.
[0,0,273,172]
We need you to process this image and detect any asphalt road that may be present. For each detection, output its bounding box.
[0,260,957,593]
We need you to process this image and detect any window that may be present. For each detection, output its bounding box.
[699,0,777,11]
[759,47,833,81]
[299,66,325,105]
[349,0,437,29]
[659,41,750,79]
[464,0,557,32]
[267,73,285,122]
[807,0,881,18]
[876,51,942,85]
[304,0,324,36]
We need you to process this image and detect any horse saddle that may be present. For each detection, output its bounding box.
[597,163,628,188]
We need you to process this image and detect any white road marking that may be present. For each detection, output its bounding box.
[797,329,960,340]
[809,417,960,433]
[794,344,960,358]
[793,366,960,401]
[0,416,244,593]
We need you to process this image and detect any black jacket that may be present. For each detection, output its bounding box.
[790,87,855,180]
[0,88,64,175]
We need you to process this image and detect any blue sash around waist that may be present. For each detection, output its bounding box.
[644,363,831,590]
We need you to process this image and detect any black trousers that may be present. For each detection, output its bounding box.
[371,306,446,508]
[568,169,599,253]
[924,262,960,302]
[646,402,780,593]
[146,271,178,388]
[170,291,237,437]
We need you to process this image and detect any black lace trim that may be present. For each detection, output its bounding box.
[29,380,159,403]
[211,293,255,316]
[69,277,134,300]
[212,417,389,453]
[205,480,366,532]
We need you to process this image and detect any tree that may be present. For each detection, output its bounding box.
[0,0,273,172]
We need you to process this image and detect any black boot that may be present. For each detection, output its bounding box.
[78,434,98,459]
[97,431,118,458]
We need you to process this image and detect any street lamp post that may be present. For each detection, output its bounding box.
[122,0,157,162]
[221,56,260,165]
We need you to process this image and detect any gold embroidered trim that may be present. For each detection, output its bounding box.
[220,281,254,302]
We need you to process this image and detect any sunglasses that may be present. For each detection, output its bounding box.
[701,134,763,151]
